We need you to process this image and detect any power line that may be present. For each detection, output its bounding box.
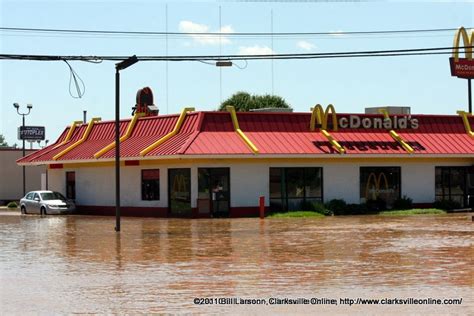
[0,45,470,62]
[0,26,468,38]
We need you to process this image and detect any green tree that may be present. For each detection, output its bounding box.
[219,91,292,112]
[0,134,8,147]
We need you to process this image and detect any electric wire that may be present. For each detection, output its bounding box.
[0,45,470,62]
[0,26,466,37]
[63,60,86,98]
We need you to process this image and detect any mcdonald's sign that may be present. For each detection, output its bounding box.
[172,174,187,194]
[365,172,393,201]
[310,104,338,131]
[310,104,419,130]
[450,27,474,79]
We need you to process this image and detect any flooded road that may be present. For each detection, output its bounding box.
[0,213,472,314]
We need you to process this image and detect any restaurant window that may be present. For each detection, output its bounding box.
[269,167,323,212]
[360,167,400,208]
[435,167,467,207]
[198,168,230,217]
[142,169,160,200]
[168,168,191,216]
[66,171,76,200]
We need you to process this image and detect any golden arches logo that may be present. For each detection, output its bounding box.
[452,26,474,62]
[365,172,389,201]
[310,104,338,131]
[172,174,187,193]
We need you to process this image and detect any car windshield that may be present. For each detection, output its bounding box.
[40,192,67,201]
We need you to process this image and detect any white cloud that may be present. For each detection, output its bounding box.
[238,45,275,55]
[329,30,345,37]
[297,40,316,51]
[178,20,233,45]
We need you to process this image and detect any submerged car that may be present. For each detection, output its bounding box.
[20,191,76,215]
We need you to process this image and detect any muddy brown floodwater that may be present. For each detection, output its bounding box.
[0,213,472,314]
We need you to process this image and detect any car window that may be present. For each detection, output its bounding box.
[54,192,67,200]
[40,192,66,201]
[33,193,40,201]
[26,193,34,200]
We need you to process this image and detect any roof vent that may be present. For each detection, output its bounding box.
[365,106,411,115]
[249,107,293,113]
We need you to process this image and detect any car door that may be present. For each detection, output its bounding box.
[23,193,34,212]
[31,193,41,214]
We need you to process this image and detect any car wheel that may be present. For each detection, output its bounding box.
[21,206,26,214]
[41,207,47,215]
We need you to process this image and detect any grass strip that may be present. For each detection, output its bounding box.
[379,208,446,216]
[268,211,325,218]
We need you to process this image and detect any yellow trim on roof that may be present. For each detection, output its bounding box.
[93,112,145,159]
[226,106,259,154]
[389,130,415,154]
[52,117,101,160]
[321,130,345,154]
[379,109,414,154]
[53,120,83,149]
[457,110,474,138]
[139,107,194,156]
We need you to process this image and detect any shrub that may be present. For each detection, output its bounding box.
[433,199,462,210]
[7,201,18,209]
[325,199,347,215]
[311,202,333,216]
[393,195,413,210]
[299,200,332,215]
[345,203,371,215]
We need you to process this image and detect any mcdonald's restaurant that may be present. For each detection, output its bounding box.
[17,99,474,217]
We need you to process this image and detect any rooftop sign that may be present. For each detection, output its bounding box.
[450,27,474,79]
[311,104,419,131]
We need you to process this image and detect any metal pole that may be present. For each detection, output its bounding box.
[468,79,472,114]
[22,115,25,196]
[115,69,121,232]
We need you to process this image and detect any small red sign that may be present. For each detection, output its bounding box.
[450,57,474,79]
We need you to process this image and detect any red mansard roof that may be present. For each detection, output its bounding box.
[17,111,474,165]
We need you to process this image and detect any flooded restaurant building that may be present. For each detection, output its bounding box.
[17,94,474,217]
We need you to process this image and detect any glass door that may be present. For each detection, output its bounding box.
[168,168,191,216]
[198,168,230,217]
[467,167,474,208]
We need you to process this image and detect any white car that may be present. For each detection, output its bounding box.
[20,191,76,215]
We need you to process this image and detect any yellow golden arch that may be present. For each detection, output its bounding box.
[172,174,187,193]
[310,104,338,131]
[365,172,389,201]
[453,26,474,62]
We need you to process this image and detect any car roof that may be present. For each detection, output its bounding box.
[27,190,56,194]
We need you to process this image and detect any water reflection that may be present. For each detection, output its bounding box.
[0,214,472,313]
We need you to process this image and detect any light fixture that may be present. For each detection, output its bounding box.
[216,60,232,67]
[116,55,138,71]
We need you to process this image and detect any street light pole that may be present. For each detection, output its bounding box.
[13,103,32,197]
[114,55,138,232]
[22,115,25,195]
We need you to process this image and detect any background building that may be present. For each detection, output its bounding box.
[1,148,46,204]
